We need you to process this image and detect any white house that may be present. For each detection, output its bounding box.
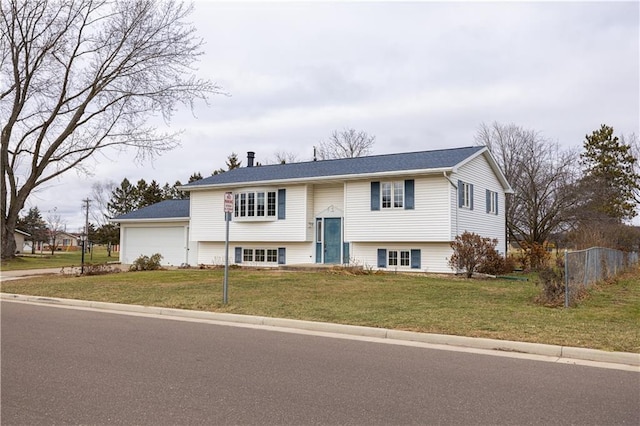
[113,146,512,272]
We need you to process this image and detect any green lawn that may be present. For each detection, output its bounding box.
[2,265,638,353]
[1,247,116,270]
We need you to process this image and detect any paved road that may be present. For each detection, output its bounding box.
[2,301,639,425]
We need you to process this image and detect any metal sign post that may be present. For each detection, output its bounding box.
[223,192,233,304]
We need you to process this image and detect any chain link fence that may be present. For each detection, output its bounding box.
[564,247,639,307]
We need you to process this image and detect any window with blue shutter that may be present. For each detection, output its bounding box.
[410,249,421,269]
[371,182,380,211]
[377,249,387,267]
[277,247,286,264]
[404,179,414,210]
[277,189,286,219]
[234,247,242,263]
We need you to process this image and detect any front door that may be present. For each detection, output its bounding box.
[323,218,342,264]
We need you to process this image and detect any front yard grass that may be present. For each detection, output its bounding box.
[1,267,638,353]
[1,247,115,270]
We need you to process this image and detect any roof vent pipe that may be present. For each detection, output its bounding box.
[247,151,255,167]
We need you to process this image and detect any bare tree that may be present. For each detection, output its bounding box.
[90,180,116,225]
[1,0,221,258]
[316,128,375,160]
[45,207,66,255]
[476,122,579,248]
[272,151,299,164]
[621,132,640,205]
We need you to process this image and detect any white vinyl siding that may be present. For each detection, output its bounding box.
[345,176,450,242]
[190,186,308,242]
[197,241,314,266]
[312,184,344,215]
[348,242,454,273]
[451,155,507,254]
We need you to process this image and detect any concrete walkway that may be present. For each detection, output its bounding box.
[0,267,66,281]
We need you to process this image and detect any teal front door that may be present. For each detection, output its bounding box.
[323,218,342,264]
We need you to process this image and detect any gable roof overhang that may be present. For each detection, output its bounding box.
[455,148,514,194]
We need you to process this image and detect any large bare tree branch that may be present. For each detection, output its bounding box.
[1,0,222,258]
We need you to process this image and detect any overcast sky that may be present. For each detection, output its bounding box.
[25,0,640,231]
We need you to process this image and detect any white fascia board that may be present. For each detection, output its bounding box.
[110,217,189,224]
[455,147,514,194]
[180,167,455,191]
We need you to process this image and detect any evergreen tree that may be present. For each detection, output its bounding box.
[188,172,203,183]
[107,178,138,217]
[579,124,640,222]
[212,153,242,175]
[16,207,48,254]
[141,180,163,206]
[94,223,120,257]
[226,152,242,170]
[161,181,186,200]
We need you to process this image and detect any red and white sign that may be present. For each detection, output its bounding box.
[224,192,234,213]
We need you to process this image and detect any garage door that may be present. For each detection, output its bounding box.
[123,226,186,266]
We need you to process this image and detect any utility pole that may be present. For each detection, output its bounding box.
[81,198,90,274]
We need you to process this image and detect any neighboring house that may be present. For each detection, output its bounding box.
[112,199,195,266]
[113,146,512,273]
[51,231,81,250]
[14,229,29,254]
[23,231,79,252]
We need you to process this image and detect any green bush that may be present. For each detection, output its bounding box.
[129,253,163,271]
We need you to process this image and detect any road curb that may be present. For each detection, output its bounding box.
[2,293,639,367]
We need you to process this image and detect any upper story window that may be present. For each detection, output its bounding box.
[381,181,404,209]
[374,180,413,210]
[458,180,474,210]
[234,190,277,219]
[486,190,498,215]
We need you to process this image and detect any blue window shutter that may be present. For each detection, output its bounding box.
[486,189,491,213]
[457,180,463,208]
[377,249,387,267]
[277,247,286,265]
[470,184,474,210]
[404,179,414,210]
[495,193,499,215]
[371,182,380,211]
[343,242,350,264]
[234,247,242,263]
[277,189,286,219]
[411,249,421,269]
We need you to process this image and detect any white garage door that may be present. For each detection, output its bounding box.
[124,226,186,266]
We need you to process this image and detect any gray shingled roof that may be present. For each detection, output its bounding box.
[184,146,486,188]
[112,199,189,221]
